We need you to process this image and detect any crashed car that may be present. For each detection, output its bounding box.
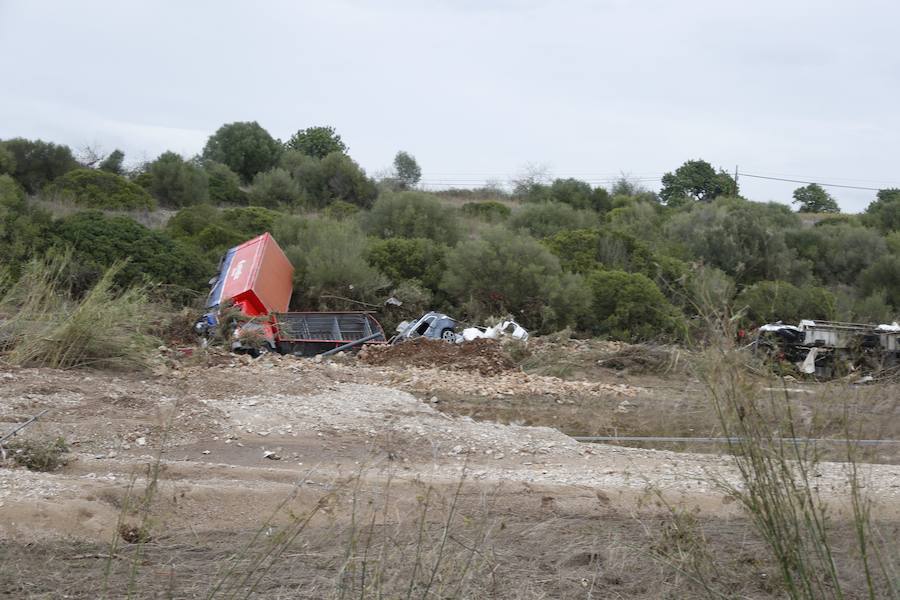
[393,312,529,344]
[393,311,461,343]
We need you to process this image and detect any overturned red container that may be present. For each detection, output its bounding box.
[206,232,294,317]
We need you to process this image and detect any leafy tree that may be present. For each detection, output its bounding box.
[508,202,598,238]
[1,138,78,193]
[393,151,422,189]
[665,197,805,284]
[736,280,835,325]
[365,237,447,290]
[792,183,839,213]
[144,152,209,207]
[285,126,347,159]
[248,168,301,208]
[441,226,577,329]
[98,149,125,175]
[46,168,156,210]
[284,151,377,208]
[659,159,737,205]
[786,225,887,286]
[220,206,278,238]
[0,175,53,279]
[0,144,16,175]
[277,217,387,307]
[51,210,206,296]
[862,188,900,232]
[859,255,900,310]
[363,191,460,244]
[202,122,281,183]
[204,160,247,205]
[585,269,684,341]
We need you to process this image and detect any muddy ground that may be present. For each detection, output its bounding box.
[1,343,898,598]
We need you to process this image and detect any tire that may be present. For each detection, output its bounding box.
[440,328,456,341]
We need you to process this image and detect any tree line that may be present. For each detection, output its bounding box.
[2,122,899,342]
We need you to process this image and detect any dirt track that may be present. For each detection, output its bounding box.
[1,350,899,598]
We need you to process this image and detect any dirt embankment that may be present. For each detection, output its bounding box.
[0,345,898,598]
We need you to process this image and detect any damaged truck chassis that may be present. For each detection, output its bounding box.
[754,319,900,378]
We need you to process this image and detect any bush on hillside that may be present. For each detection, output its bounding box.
[52,210,207,297]
[248,168,301,208]
[786,224,887,286]
[364,191,460,245]
[859,255,900,311]
[440,226,581,330]
[460,201,511,222]
[143,152,209,207]
[45,168,156,210]
[204,160,247,205]
[508,202,598,238]
[0,138,79,193]
[277,217,387,307]
[364,237,447,290]
[0,175,54,279]
[735,280,835,325]
[585,269,684,342]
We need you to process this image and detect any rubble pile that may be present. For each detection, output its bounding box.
[359,338,516,376]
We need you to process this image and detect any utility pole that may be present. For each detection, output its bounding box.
[734,165,739,196]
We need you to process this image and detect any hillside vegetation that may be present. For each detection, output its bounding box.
[2,125,900,340]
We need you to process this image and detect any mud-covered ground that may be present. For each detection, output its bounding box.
[1,345,898,598]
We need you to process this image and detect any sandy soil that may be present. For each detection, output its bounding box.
[1,350,898,598]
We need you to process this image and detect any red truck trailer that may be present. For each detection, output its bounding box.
[200,233,387,356]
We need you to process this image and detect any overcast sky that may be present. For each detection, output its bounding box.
[1,0,897,212]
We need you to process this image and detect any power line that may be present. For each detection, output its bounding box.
[739,172,886,191]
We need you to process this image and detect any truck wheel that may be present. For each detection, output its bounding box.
[440,328,456,341]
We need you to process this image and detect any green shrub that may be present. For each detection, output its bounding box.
[143,152,209,207]
[786,224,887,286]
[441,226,579,329]
[323,200,360,221]
[202,121,282,183]
[460,201,511,222]
[205,160,247,205]
[364,191,460,244]
[859,255,900,310]
[665,197,806,284]
[862,188,900,232]
[365,237,447,289]
[0,175,53,279]
[52,210,207,296]
[277,217,387,307]
[284,151,378,209]
[0,143,15,175]
[735,280,835,325]
[509,202,598,238]
[45,168,156,210]
[248,168,301,208]
[585,269,684,342]
[222,206,278,238]
[0,138,78,193]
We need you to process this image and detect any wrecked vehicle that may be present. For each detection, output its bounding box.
[393,311,460,343]
[198,233,387,356]
[754,319,900,377]
[393,312,529,344]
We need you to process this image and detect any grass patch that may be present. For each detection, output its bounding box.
[3,436,68,471]
[0,254,157,369]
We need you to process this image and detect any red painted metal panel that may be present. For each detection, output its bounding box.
[219,233,294,317]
